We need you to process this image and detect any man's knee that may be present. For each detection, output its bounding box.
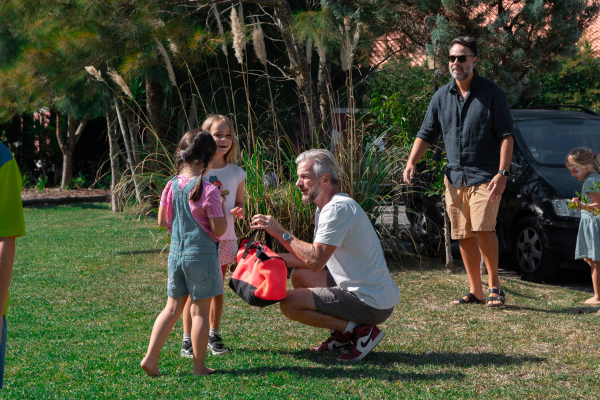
[279,296,298,320]
[290,268,307,289]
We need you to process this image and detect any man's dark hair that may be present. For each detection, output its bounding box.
[449,36,477,56]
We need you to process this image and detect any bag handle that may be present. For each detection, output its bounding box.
[241,229,273,259]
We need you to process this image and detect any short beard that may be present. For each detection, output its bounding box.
[450,63,473,81]
[301,185,322,204]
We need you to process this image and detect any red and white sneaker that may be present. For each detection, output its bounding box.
[337,324,384,361]
[311,330,352,352]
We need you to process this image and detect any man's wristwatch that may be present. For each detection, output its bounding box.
[281,232,292,242]
[498,169,510,178]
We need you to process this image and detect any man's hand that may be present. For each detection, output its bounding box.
[487,174,507,202]
[403,164,416,186]
[251,214,286,240]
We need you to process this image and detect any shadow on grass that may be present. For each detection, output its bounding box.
[215,365,463,382]
[223,349,543,379]
[503,305,600,314]
[116,249,164,255]
[284,350,544,368]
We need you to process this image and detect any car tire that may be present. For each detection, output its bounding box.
[511,216,560,282]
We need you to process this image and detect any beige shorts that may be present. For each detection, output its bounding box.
[444,176,500,240]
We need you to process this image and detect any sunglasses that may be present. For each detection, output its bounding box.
[448,55,476,63]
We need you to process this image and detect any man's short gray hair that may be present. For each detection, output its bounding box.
[296,149,340,186]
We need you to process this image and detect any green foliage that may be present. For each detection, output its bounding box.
[367,58,432,147]
[21,173,29,189]
[65,171,88,190]
[517,42,600,112]
[35,176,47,193]
[367,58,448,195]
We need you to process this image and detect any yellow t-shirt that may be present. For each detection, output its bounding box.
[0,143,26,315]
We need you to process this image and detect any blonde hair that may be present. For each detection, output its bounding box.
[201,114,239,164]
[565,147,600,171]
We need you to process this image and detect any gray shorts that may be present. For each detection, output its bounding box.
[312,272,394,326]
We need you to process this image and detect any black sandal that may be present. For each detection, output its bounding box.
[454,292,485,305]
[487,288,506,307]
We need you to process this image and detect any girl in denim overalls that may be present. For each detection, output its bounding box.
[141,129,227,377]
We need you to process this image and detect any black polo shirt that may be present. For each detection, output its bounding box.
[416,71,515,188]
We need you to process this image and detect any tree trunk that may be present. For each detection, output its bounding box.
[106,113,121,212]
[145,75,165,144]
[273,1,321,144]
[55,111,89,189]
[115,99,142,205]
[60,150,73,189]
[443,198,455,273]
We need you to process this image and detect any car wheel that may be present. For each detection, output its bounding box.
[511,216,560,282]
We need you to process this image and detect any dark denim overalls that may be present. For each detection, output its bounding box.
[167,177,222,300]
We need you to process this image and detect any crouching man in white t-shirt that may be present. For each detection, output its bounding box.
[251,149,399,361]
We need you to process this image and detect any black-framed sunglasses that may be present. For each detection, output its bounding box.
[448,55,476,63]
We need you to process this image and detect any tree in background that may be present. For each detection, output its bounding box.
[327,0,600,105]
[517,41,600,111]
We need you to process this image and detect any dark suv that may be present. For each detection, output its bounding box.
[408,106,600,281]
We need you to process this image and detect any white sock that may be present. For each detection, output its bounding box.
[344,321,357,334]
[210,328,219,336]
[183,333,191,343]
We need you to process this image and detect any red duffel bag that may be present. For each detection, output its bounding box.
[228,230,288,307]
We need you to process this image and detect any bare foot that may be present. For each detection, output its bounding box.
[140,358,161,377]
[583,296,600,305]
[487,295,504,306]
[193,367,215,376]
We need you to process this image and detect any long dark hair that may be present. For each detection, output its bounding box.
[174,129,217,202]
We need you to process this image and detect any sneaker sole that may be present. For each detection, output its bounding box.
[338,330,385,362]
[180,349,193,359]
[208,346,230,356]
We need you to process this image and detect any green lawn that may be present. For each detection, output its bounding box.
[3,203,600,399]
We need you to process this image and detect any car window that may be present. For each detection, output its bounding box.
[516,119,600,166]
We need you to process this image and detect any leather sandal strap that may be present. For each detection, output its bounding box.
[489,288,505,296]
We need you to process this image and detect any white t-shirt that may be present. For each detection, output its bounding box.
[206,164,247,241]
[314,193,399,309]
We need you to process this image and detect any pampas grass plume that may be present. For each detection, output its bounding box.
[154,37,177,87]
[231,8,244,64]
[107,69,133,99]
[213,7,228,56]
[85,66,105,82]
[252,21,267,66]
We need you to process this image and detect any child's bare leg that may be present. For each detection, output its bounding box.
[141,296,187,376]
[182,295,192,336]
[209,265,227,330]
[584,258,600,304]
[190,297,214,376]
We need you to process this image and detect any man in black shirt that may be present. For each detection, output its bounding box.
[403,36,514,307]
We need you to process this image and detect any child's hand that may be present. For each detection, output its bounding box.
[571,197,581,209]
[230,207,244,219]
